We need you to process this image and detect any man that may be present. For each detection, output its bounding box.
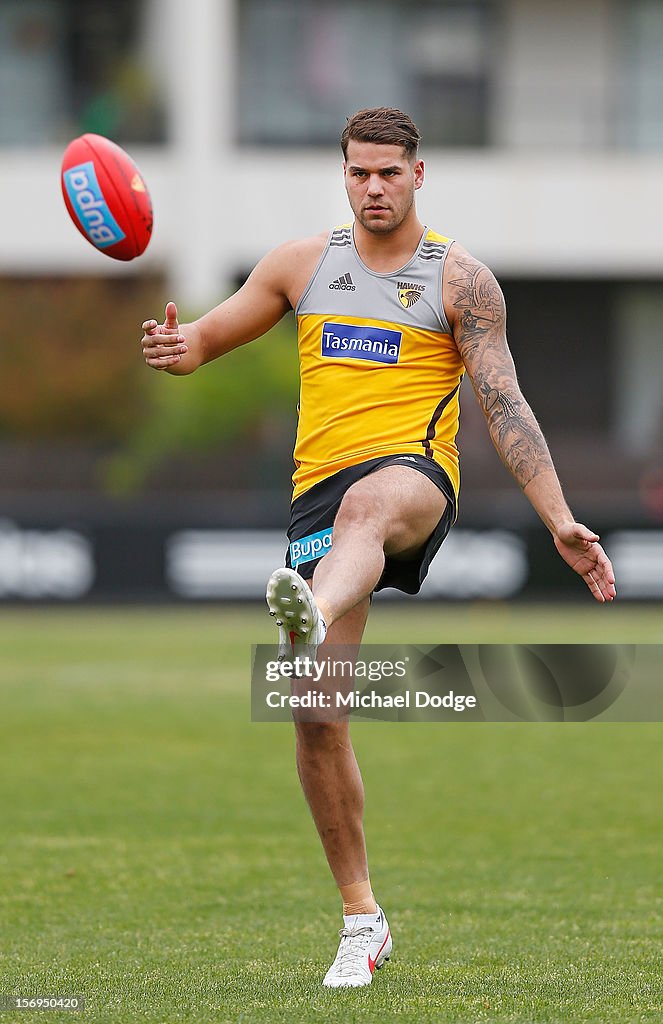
[141,108,616,989]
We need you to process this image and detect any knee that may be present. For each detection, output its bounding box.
[295,718,350,754]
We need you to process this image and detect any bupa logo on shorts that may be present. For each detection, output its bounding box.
[63,161,126,248]
[290,527,333,567]
[321,322,402,365]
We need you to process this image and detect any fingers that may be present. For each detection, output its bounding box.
[141,332,188,369]
[571,523,600,546]
[585,574,616,602]
[141,300,179,338]
[164,300,179,328]
[584,571,605,602]
[555,528,617,602]
[145,352,185,369]
[140,302,184,369]
[584,551,617,603]
[592,546,616,596]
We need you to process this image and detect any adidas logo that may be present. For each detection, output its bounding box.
[329,272,356,292]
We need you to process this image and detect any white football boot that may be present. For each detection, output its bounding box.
[265,567,327,661]
[322,905,392,988]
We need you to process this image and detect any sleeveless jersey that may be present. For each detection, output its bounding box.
[293,224,463,503]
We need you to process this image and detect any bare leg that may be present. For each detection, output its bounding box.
[294,598,372,887]
[312,465,447,627]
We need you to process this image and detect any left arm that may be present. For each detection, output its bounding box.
[444,244,616,602]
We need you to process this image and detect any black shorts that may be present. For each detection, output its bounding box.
[285,454,457,595]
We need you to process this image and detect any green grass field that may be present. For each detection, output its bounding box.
[1,604,662,1024]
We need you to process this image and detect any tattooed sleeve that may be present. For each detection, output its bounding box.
[447,252,555,490]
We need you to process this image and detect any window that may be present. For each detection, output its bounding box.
[238,0,494,147]
[618,0,663,150]
[0,0,166,146]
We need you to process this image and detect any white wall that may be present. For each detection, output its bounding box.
[2,147,661,307]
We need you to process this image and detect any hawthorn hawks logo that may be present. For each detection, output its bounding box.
[397,280,425,308]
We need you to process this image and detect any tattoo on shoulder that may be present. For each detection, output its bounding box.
[448,258,505,354]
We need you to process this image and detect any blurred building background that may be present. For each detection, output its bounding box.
[1,0,662,601]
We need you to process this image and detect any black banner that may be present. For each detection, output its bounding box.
[0,510,661,601]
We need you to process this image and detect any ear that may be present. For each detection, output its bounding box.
[414,159,424,190]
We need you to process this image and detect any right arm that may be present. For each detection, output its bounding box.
[141,236,324,375]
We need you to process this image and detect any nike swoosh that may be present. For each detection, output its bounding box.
[368,929,390,973]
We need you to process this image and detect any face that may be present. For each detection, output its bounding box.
[344,140,424,235]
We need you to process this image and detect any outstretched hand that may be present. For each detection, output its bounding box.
[141,301,188,370]
[553,522,616,602]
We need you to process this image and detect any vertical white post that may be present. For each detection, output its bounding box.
[614,288,663,455]
[164,0,236,312]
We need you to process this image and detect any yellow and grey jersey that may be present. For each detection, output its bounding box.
[293,224,463,502]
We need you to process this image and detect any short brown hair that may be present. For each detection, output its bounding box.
[341,107,421,160]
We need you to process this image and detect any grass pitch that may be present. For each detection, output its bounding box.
[0,603,661,1024]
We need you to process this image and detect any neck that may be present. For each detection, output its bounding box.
[353,210,425,273]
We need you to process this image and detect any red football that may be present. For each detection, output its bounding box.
[61,134,153,261]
